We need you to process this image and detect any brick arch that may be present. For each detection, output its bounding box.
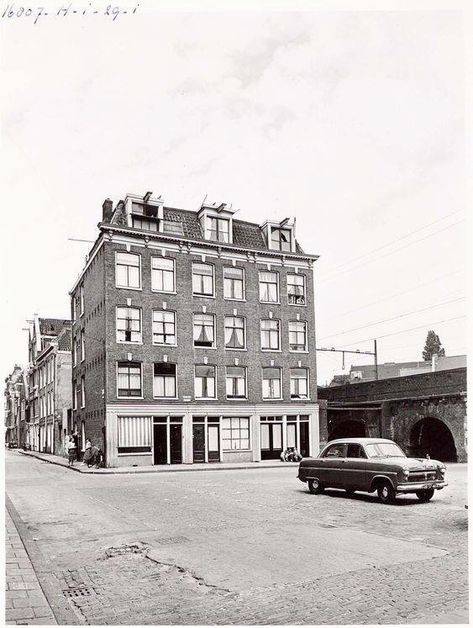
[409,416,457,462]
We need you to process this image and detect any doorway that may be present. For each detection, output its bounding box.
[261,422,283,460]
[153,418,183,465]
[410,417,457,462]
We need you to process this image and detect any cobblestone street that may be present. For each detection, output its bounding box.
[5,450,468,625]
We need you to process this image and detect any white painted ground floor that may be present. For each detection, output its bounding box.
[105,403,320,467]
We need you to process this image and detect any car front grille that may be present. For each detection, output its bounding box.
[407,471,438,482]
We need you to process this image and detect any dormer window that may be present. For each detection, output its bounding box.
[271,227,292,252]
[207,217,229,243]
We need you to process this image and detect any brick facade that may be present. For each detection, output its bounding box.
[71,193,320,467]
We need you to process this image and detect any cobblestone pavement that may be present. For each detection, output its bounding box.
[5,508,57,625]
[5,450,469,625]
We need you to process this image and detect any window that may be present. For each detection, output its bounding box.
[80,331,85,361]
[81,376,86,407]
[290,368,309,399]
[151,257,175,293]
[224,316,245,349]
[226,367,246,398]
[193,314,215,348]
[207,217,229,243]
[152,310,176,345]
[73,382,77,410]
[271,228,291,252]
[289,321,307,352]
[118,416,152,454]
[132,216,158,231]
[222,417,249,450]
[262,368,281,399]
[162,219,184,235]
[224,267,244,300]
[192,263,214,296]
[323,443,347,458]
[153,363,177,398]
[117,362,142,397]
[195,365,216,399]
[116,307,142,343]
[116,252,141,289]
[347,443,366,458]
[79,285,84,315]
[72,296,76,322]
[259,271,279,303]
[260,319,280,350]
[287,274,306,305]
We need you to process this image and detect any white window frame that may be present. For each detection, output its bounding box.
[193,313,216,348]
[206,216,230,243]
[194,365,217,400]
[225,366,247,399]
[260,319,281,351]
[116,306,142,344]
[81,376,86,408]
[116,362,143,399]
[259,271,279,304]
[270,227,292,252]
[221,416,250,451]
[115,251,142,290]
[80,285,84,316]
[81,331,85,362]
[289,320,308,352]
[290,368,309,400]
[151,256,176,293]
[224,316,246,351]
[153,363,178,399]
[192,262,215,297]
[152,310,177,346]
[262,367,282,400]
[287,273,306,306]
[223,266,245,301]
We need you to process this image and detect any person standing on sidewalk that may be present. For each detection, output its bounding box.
[67,436,77,466]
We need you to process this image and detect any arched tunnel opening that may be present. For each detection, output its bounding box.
[329,419,366,442]
[410,417,457,462]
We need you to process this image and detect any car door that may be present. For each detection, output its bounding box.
[343,443,368,490]
[320,443,347,488]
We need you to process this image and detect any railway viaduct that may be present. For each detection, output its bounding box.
[318,367,467,462]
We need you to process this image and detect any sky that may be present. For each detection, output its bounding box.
[1,1,468,386]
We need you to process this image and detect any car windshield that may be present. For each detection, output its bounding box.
[364,442,406,458]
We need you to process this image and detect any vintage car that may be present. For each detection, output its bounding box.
[298,437,447,503]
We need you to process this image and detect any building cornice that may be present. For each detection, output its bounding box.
[98,223,320,262]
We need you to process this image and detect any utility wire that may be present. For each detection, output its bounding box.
[318,296,466,341]
[338,315,467,349]
[318,219,464,285]
[328,269,464,320]
[317,209,463,279]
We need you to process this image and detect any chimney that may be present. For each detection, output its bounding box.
[102,198,114,223]
[432,353,438,372]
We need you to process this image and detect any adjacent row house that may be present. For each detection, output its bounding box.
[70,193,320,467]
[4,365,27,447]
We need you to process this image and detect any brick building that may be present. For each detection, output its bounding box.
[27,316,72,454]
[4,365,27,447]
[70,193,320,467]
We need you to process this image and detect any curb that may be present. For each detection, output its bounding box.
[16,449,295,475]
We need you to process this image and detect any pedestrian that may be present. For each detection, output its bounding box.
[82,439,92,465]
[67,436,77,466]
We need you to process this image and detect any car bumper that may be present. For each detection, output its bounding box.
[397,480,448,492]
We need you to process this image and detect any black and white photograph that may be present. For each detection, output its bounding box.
[1,0,469,625]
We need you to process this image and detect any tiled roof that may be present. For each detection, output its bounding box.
[57,327,72,352]
[39,318,72,337]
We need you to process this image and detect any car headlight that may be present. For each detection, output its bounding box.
[402,467,410,477]
[438,464,446,475]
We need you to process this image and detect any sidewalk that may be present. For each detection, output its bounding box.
[5,508,57,625]
[16,449,295,474]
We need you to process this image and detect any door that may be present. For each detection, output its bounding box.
[343,443,367,490]
[170,424,182,464]
[153,424,167,465]
[299,422,309,457]
[208,425,220,462]
[261,423,283,460]
[193,424,205,463]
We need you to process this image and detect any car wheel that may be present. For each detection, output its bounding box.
[416,489,435,502]
[308,479,323,494]
[377,481,396,504]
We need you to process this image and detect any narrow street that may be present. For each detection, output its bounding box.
[5,450,468,625]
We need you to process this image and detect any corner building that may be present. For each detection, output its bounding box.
[70,193,320,467]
